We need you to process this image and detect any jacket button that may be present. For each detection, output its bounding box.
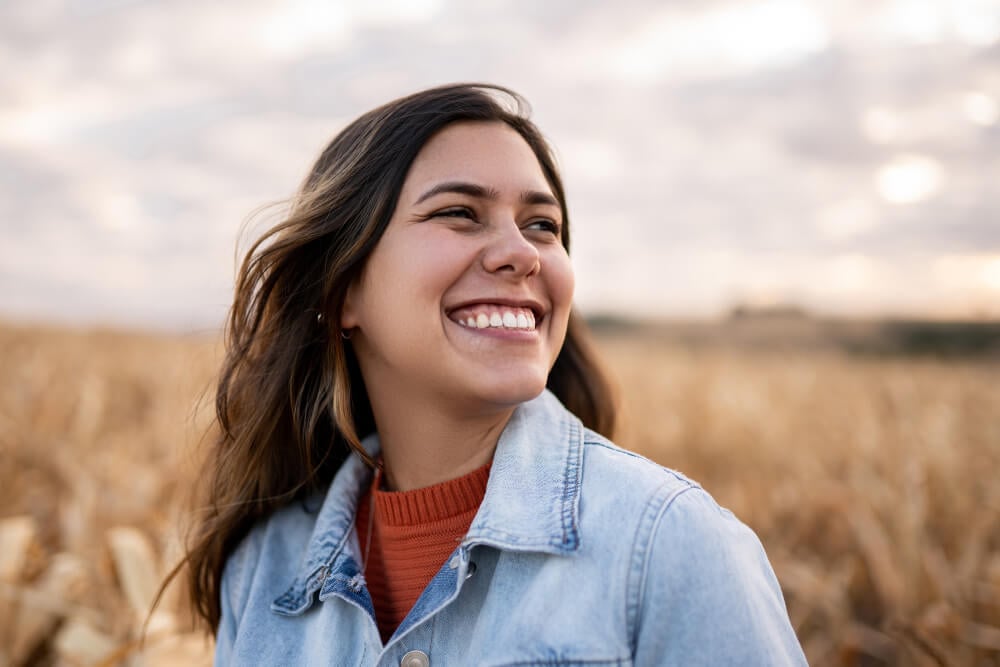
[400,650,429,667]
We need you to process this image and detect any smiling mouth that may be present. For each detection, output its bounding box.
[447,304,540,331]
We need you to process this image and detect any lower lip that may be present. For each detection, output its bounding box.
[448,317,541,341]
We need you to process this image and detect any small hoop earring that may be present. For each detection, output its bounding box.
[315,312,325,324]
[341,328,353,340]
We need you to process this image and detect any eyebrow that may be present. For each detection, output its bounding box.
[414,180,560,208]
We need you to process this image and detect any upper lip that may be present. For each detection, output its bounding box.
[445,298,546,321]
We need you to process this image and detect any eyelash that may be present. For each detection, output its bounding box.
[435,207,475,219]
[432,207,561,236]
[527,219,561,235]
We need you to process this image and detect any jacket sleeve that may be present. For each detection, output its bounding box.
[632,486,807,666]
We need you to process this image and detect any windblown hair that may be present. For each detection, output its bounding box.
[182,83,617,631]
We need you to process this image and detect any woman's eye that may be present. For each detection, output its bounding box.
[527,219,561,236]
[434,207,475,220]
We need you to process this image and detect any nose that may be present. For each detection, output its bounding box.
[481,219,540,278]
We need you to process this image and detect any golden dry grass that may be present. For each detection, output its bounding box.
[1,321,998,666]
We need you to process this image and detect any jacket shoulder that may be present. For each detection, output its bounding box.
[575,428,709,577]
[579,428,701,501]
[632,482,808,664]
[575,433,806,664]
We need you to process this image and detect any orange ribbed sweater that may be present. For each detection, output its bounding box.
[355,462,491,643]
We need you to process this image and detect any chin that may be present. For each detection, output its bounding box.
[468,371,548,409]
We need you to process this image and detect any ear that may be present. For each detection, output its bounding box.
[340,281,361,330]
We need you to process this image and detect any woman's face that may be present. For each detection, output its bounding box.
[342,121,574,414]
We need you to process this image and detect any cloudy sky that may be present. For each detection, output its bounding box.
[2,0,999,331]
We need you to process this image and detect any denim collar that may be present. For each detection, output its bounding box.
[272,389,583,614]
[464,389,583,553]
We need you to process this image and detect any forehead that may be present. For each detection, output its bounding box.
[401,121,553,199]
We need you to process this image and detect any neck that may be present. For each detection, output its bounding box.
[369,394,512,492]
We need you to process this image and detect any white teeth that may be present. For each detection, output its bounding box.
[455,307,538,330]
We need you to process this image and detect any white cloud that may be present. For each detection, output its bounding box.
[875,154,944,205]
[962,91,998,126]
[816,198,881,242]
[558,138,627,185]
[610,0,830,83]
[982,256,1000,290]
[861,107,902,145]
[255,0,443,58]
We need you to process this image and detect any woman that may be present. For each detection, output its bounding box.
[188,83,807,665]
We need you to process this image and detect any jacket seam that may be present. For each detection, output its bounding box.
[582,437,647,459]
[583,437,694,482]
[559,417,583,547]
[625,481,699,655]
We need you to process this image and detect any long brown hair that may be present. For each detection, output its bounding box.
[183,83,617,631]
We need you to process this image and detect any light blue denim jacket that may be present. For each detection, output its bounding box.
[216,390,807,666]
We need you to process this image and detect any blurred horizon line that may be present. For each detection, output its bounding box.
[2,304,999,337]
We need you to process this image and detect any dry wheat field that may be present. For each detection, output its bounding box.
[0,321,998,666]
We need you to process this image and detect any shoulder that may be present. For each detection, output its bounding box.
[576,429,744,584]
[578,431,769,589]
[578,428,702,512]
[577,430,806,664]
[632,485,807,663]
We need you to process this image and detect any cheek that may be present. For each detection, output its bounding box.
[364,235,465,312]
[546,251,575,311]
[413,241,475,292]
[543,251,575,362]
